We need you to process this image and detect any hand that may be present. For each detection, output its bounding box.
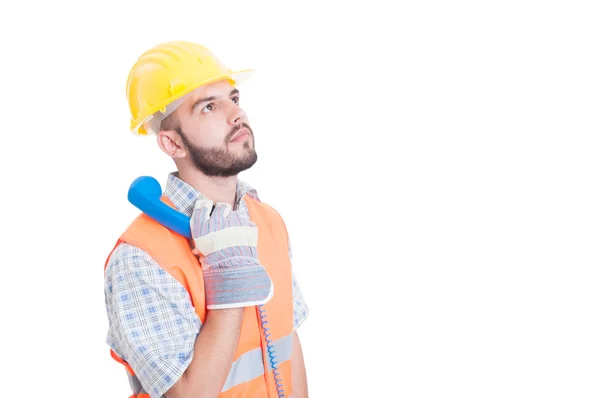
[190,200,273,309]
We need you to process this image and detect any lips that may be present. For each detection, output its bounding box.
[230,128,251,142]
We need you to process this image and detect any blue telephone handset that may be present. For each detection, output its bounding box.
[127,176,192,239]
[126,175,286,397]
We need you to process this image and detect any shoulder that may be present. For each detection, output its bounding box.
[238,180,290,230]
[105,241,174,287]
[238,179,282,217]
[249,196,290,231]
[241,190,285,221]
[106,241,157,272]
[259,200,284,219]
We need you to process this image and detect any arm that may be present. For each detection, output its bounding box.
[165,308,243,398]
[291,331,309,397]
[105,243,241,398]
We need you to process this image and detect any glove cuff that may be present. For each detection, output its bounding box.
[204,265,273,309]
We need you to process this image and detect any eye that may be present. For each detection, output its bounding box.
[202,103,216,113]
[231,96,239,104]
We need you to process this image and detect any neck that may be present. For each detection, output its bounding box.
[177,168,238,208]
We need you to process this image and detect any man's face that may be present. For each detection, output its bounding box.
[172,80,257,177]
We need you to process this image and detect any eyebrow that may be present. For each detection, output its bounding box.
[191,89,240,113]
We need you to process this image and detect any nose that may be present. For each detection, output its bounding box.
[228,103,247,126]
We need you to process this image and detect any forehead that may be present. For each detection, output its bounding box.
[183,79,236,105]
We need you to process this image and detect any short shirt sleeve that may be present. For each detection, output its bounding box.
[288,236,309,330]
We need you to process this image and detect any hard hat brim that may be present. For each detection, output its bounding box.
[229,69,254,86]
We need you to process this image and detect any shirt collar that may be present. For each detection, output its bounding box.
[163,172,260,216]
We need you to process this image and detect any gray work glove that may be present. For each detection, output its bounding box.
[190,200,274,309]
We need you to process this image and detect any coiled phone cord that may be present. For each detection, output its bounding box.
[259,305,285,397]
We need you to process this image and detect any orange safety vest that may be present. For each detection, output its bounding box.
[104,195,294,397]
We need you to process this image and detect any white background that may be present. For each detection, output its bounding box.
[1,0,599,397]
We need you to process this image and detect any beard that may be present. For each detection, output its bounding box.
[177,123,258,177]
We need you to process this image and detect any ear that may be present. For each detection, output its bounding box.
[157,130,187,159]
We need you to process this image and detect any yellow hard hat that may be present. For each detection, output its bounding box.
[126,41,253,135]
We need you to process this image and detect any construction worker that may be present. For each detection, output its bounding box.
[103,41,309,398]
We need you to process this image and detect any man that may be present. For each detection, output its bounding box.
[104,41,309,398]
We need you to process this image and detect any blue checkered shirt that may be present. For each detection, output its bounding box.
[104,172,309,397]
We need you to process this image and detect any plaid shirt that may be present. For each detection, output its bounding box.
[104,172,309,397]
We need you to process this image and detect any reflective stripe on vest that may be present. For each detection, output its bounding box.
[222,333,293,392]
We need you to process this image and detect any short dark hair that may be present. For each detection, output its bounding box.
[160,111,181,132]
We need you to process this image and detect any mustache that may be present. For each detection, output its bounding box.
[226,123,253,141]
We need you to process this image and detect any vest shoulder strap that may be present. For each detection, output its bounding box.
[120,212,193,271]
